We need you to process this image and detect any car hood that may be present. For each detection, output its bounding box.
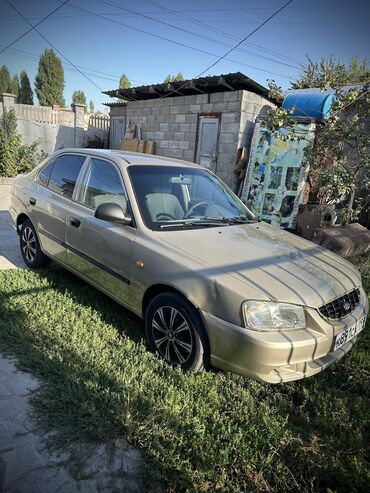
[155,221,361,308]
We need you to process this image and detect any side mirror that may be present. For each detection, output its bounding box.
[95,202,132,225]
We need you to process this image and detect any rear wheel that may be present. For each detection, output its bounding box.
[145,292,208,372]
[20,220,50,268]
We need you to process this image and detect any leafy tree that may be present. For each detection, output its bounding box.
[265,58,370,225]
[89,100,95,113]
[0,108,40,177]
[19,70,34,104]
[119,73,131,89]
[10,75,19,101]
[35,49,65,107]
[163,72,185,83]
[72,90,87,106]
[291,56,369,90]
[0,65,12,93]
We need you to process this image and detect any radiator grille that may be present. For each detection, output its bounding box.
[319,288,361,320]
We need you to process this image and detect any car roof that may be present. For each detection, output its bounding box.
[54,148,201,169]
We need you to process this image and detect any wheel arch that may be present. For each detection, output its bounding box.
[16,213,31,234]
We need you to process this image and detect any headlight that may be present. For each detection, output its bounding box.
[243,301,306,330]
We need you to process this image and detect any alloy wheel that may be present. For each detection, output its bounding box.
[21,226,37,263]
[151,306,193,365]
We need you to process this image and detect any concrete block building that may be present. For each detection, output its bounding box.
[104,72,276,188]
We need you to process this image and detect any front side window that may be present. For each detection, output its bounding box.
[128,165,254,230]
[78,158,127,211]
[48,154,86,198]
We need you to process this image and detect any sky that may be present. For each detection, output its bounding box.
[0,0,369,111]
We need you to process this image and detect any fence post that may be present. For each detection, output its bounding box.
[1,93,17,112]
[72,103,86,147]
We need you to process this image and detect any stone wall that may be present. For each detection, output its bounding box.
[0,94,110,158]
[109,90,275,187]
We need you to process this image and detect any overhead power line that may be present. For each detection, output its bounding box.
[66,2,293,80]
[142,0,303,68]
[158,0,295,100]
[0,0,69,55]
[6,0,103,91]
[96,0,301,70]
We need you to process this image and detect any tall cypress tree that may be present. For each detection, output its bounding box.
[0,65,12,93]
[19,70,34,104]
[35,49,65,106]
[10,75,20,101]
[72,90,87,105]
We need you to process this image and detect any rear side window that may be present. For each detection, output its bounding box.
[48,154,86,198]
[37,159,55,186]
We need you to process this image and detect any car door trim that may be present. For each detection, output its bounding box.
[38,227,130,286]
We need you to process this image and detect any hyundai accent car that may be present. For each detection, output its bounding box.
[10,149,368,383]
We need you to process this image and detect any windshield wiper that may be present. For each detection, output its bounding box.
[159,219,228,229]
[204,216,256,224]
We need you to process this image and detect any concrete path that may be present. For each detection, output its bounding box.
[0,186,153,492]
[0,185,25,269]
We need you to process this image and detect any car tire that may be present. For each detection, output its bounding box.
[20,219,51,268]
[145,292,209,372]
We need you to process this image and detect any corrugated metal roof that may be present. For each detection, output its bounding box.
[103,72,270,102]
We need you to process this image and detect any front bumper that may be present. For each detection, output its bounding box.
[201,290,368,383]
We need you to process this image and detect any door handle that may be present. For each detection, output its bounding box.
[69,217,81,228]
[29,197,36,205]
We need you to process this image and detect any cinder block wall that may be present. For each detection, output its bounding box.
[110,90,275,187]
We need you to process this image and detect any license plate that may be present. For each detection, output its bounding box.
[333,315,366,352]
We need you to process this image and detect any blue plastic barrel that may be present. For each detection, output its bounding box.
[282,92,336,119]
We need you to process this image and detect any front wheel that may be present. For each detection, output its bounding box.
[20,220,51,268]
[145,292,208,372]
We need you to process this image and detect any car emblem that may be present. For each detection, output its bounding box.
[343,302,351,311]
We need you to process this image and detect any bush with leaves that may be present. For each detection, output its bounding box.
[0,108,40,177]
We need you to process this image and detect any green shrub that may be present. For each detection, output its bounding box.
[0,108,40,177]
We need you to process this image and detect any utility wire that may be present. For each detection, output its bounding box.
[158,0,295,100]
[142,0,303,67]
[98,0,301,70]
[66,2,292,80]
[0,0,70,55]
[6,0,103,91]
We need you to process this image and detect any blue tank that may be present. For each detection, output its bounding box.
[282,92,336,119]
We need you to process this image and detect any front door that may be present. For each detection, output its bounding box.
[64,157,137,307]
[195,116,219,171]
[110,117,126,149]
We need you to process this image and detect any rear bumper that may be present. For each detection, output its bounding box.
[201,291,368,383]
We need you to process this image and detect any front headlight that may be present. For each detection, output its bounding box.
[243,300,306,331]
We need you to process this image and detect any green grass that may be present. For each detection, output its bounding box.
[0,256,369,492]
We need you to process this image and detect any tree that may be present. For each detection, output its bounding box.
[35,49,65,106]
[0,65,12,93]
[10,75,19,101]
[264,58,370,225]
[119,73,131,89]
[163,72,185,83]
[89,100,95,113]
[19,70,34,104]
[291,56,369,90]
[0,108,40,177]
[72,90,87,106]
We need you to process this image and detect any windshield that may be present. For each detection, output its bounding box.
[128,165,255,230]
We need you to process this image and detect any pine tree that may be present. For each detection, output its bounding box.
[72,90,87,106]
[10,75,20,101]
[0,65,12,93]
[89,100,95,113]
[19,70,34,104]
[119,73,131,89]
[35,49,65,106]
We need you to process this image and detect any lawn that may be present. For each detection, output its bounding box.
[0,256,369,492]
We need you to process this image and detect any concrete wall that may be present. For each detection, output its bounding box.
[0,94,110,159]
[109,90,275,187]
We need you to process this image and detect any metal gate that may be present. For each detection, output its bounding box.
[195,116,219,170]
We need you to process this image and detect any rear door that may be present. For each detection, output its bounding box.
[64,157,137,306]
[31,153,87,262]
